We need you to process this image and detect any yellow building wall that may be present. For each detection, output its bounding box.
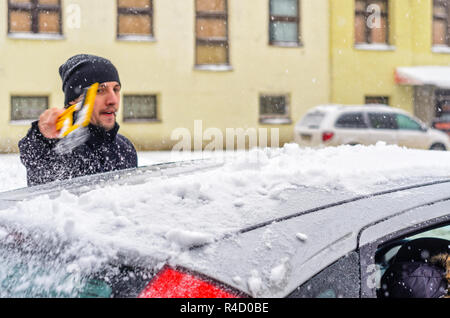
[0,0,330,153]
[330,0,450,115]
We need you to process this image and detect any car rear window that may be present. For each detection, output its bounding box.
[299,112,325,128]
[368,113,398,130]
[334,112,367,128]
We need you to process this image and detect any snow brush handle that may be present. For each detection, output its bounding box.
[56,82,99,138]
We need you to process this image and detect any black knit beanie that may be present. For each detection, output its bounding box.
[59,54,121,106]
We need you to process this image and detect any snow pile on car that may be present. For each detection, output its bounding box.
[1,143,450,296]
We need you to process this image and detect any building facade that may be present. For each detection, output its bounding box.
[331,0,450,126]
[0,0,330,152]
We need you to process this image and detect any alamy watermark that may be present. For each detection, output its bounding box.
[66,4,81,29]
[366,4,382,29]
[169,120,280,163]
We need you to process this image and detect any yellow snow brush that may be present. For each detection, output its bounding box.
[54,82,99,154]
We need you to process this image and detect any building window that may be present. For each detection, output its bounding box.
[123,95,158,122]
[259,94,291,124]
[355,0,389,45]
[433,0,450,46]
[117,0,153,39]
[365,96,389,105]
[195,0,229,67]
[11,96,48,121]
[8,0,62,35]
[269,0,301,46]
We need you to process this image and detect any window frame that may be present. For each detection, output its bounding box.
[122,94,159,123]
[10,95,49,123]
[116,0,154,41]
[359,214,450,298]
[354,0,389,45]
[259,94,292,124]
[194,0,230,68]
[269,0,302,47]
[365,96,389,106]
[433,0,450,47]
[7,0,62,36]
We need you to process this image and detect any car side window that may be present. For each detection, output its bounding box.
[396,114,422,131]
[371,223,450,298]
[287,251,360,298]
[334,112,368,129]
[368,113,398,129]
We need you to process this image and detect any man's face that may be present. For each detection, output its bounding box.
[90,81,121,131]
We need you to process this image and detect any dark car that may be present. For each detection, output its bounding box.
[0,157,449,298]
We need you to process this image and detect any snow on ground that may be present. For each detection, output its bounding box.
[2,143,450,296]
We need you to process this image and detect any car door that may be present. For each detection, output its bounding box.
[367,112,398,145]
[395,113,429,149]
[358,199,450,298]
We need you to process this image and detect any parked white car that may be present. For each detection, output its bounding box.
[294,104,450,150]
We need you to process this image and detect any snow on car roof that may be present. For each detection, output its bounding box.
[310,104,399,113]
[1,143,450,282]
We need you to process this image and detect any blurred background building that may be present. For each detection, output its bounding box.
[331,0,450,131]
[1,0,450,152]
[0,0,330,152]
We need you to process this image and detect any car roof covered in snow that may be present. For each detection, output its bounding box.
[1,145,450,296]
[309,104,409,114]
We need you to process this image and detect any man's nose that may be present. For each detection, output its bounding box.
[105,88,118,105]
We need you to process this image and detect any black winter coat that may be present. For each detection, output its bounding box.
[19,121,138,187]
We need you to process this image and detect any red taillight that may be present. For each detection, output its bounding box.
[322,131,334,142]
[138,266,242,298]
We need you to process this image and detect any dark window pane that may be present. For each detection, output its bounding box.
[368,113,398,129]
[260,95,287,116]
[365,96,389,105]
[123,95,157,121]
[335,112,368,128]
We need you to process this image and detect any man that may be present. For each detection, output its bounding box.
[19,54,138,186]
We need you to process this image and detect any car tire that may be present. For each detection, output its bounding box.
[430,143,447,151]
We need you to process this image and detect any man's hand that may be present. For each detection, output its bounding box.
[38,108,65,139]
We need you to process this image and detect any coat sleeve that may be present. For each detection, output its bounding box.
[18,121,68,186]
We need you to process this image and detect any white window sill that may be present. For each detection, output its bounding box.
[270,41,303,48]
[194,65,233,72]
[432,45,450,54]
[8,33,65,41]
[259,117,292,125]
[117,35,156,42]
[354,43,396,51]
[9,120,35,126]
